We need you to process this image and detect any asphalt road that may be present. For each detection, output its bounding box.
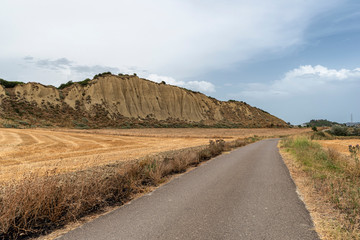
[59,139,319,240]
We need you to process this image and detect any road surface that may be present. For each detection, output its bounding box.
[59,139,319,240]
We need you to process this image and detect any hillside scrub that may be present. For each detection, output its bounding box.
[329,125,360,137]
[0,137,256,240]
[0,78,24,88]
[281,137,360,239]
[307,119,340,127]
[310,131,334,140]
[58,78,92,89]
[308,126,360,140]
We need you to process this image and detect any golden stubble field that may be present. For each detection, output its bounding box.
[317,139,360,156]
[0,127,309,182]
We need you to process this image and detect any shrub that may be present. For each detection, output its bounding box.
[3,123,19,128]
[208,139,225,156]
[58,81,74,89]
[72,120,89,129]
[93,72,112,79]
[17,121,30,126]
[58,78,92,90]
[78,78,91,86]
[330,125,348,136]
[348,127,360,136]
[349,144,360,167]
[307,119,339,127]
[0,78,24,88]
[310,131,325,140]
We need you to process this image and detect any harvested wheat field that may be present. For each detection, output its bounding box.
[60,127,309,139]
[0,128,309,182]
[317,139,360,156]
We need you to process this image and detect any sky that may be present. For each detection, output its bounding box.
[0,0,359,125]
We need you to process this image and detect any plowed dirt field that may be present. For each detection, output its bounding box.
[0,128,308,182]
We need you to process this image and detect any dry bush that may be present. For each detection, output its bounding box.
[224,138,247,150]
[0,168,134,240]
[327,147,342,162]
[0,138,254,239]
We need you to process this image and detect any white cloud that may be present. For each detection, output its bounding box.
[0,0,341,78]
[17,57,123,86]
[240,65,360,98]
[286,65,359,80]
[146,74,215,93]
[228,65,360,124]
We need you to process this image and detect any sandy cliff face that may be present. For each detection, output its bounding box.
[0,85,6,101]
[63,76,219,122]
[14,83,61,106]
[0,86,6,116]
[0,74,287,128]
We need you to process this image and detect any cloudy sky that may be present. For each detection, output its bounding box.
[1,0,359,124]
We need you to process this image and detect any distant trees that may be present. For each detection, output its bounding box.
[307,119,340,127]
[329,125,360,136]
[330,125,349,136]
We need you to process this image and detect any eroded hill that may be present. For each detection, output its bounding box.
[0,74,287,128]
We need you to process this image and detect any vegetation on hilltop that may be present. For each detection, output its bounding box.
[58,78,92,89]
[58,81,74,89]
[0,78,25,88]
[306,119,340,127]
[58,72,115,89]
[93,71,112,79]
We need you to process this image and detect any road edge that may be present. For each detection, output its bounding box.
[33,139,257,240]
[277,141,349,240]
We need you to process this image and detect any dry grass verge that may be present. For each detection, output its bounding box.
[280,136,360,239]
[0,138,255,240]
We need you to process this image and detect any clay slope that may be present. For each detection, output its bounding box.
[0,74,287,128]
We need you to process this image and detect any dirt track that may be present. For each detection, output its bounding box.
[0,128,309,182]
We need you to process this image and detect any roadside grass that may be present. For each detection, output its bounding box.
[280,136,360,239]
[0,137,256,240]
